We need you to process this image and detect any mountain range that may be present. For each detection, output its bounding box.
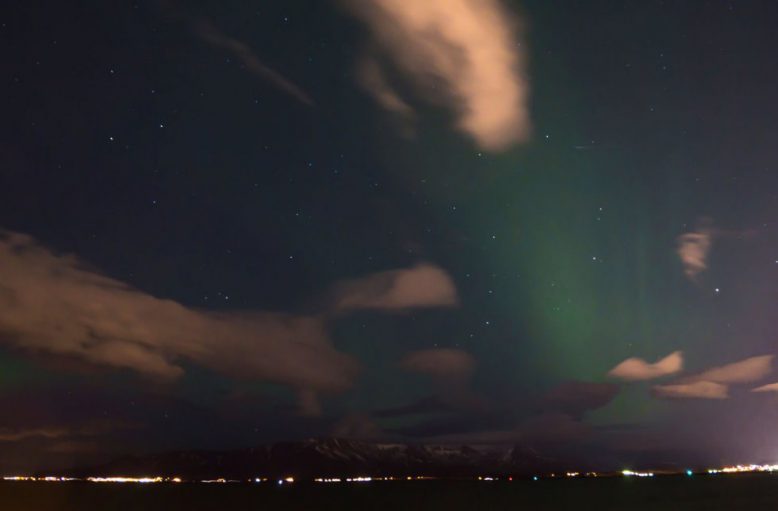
[67,438,569,480]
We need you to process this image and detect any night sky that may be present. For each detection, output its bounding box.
[3,0,778,472]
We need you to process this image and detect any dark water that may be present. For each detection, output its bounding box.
[2,475,778,510]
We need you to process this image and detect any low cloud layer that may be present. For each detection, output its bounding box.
[608,351,683,381]
[653,381,728,400]
[752,382,778,393]
[332,263,458,312]
[0,419,138,443]
[542,381,620,418]
[0,428,69,442]
[419,412,589,446]
[400,349,476,380]
[345,0,530,151]
[332,413,385,439]
[650,355,773,400]
[0,231,357,398]
[687,355,773,384]
[0,231,459,414]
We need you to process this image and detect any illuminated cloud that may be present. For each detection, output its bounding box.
[346,0,530,151]
[0,231,464,417]
[751,382,778,393]
[358,56,415,120]
[688,355,773,384]
[332,263,458,311]
[0,231,357,407]
[400,348,475,380]
[608,351,683,381]
[653,381,728,400]
[677,222,713,281]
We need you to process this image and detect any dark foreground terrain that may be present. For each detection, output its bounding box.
[2,475,778,511]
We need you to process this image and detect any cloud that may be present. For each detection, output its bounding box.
[373,396,453,418]
[608,351,683,381]
[542,381,620,418]
[46,440,101,454]
[653,381,728,400]
[358,56,415,120]
[688,355,773,384]
[331,263,458,312]
[192,18,314,106]
[0,418,140,443]
[752,382,778,393]
[0,231,357,407]
[418,412,589,446]
[0,428,70,442]
[400,349,475,380]
[677,221,714,281]
[296,389,324,418]
[332,413,385,439]
[649,355,773,401]
[345,0,530,151]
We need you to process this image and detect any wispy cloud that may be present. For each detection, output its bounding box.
[0,419,138,443]
[420,412,589,446]
[400,348,475,381]
[331,263,458,312]
[608,351,683,381]
[345,0,530,151]
[358,55,415,120]
[192,18,314,106]
[653,381,728,400]
[332,413,386,439]
[677,220,714,281]
[542,381,620,418]
[0,428,70,442]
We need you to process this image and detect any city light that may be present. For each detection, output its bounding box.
[87,477,163,483]
[707,464,778,474]
[4,465,778,486]
[622,470,654,478]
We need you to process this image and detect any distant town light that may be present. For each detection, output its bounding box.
[622,469,654,478]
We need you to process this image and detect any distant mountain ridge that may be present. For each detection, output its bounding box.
[66,438,565,480]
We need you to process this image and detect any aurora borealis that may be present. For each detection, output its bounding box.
[3,0,778,473]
